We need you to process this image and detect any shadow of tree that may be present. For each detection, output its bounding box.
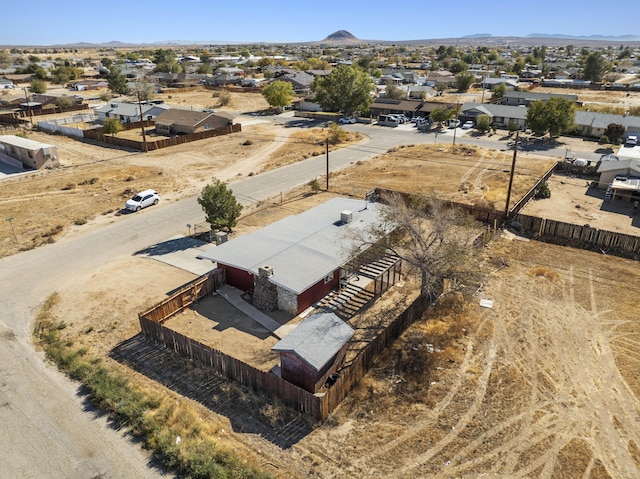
[134,237,208,257]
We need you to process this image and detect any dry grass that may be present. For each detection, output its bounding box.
[331,144,555,208]
[260,127,364,173]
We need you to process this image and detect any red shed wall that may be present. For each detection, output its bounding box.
[279,351,317,392]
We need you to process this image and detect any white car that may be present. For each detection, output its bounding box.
[462,121,475,129]
[448,119,461,128]
[625,135,638,146]
[125,189,159,212]
[338,117,356,124]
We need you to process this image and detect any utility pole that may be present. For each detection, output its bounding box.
[136,91,148,153]
[504,130,519,219]
[452,102,460,146]
[325,137,329,190]
[23,88,33,128]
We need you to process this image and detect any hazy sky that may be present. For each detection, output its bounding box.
[2,0,639,45]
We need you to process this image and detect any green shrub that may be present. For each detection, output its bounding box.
[535,182,551,199]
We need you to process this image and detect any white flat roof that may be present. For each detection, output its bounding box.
[198,197,387,294]
[0,135,55,150]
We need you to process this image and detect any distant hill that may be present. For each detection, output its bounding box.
[319,30,363,44]
[527,33,640,41]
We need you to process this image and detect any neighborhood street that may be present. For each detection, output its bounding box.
[0,121,603,478]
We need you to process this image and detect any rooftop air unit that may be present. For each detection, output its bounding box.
[340,210,353,224]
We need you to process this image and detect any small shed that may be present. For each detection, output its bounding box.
[272,312,354,393]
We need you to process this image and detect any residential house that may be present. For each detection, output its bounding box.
[1,74,34,84]
[70,79,109,91]
[293,96,323,112]
[0,135,59,169]
[424,70,457,88]
[203,73,243,87]
[596,159,640,200]
[501,91,579,107]
[198,197,390,315]
[272,70,314,94]
[272,311,354,393]
[370,98,456,119]
[408,85,435,99]
[0,95,25,107]
[574,111,640,139]
[94,101,170,123]
[154,109,234,135]
[481,77,520,90]
[460,103,528,129]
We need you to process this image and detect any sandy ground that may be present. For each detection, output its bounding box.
[521,173,640,235]
[7,87,640,478]
[50,216,640,478]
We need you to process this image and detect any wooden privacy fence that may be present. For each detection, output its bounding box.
[322,296,424,415]
[513,213,640,257]
[138,268,426,421]
[508,161,558,217]
[84,123,241,151]
[138,269,225,323]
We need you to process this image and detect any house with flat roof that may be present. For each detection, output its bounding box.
[198,197,390,315]
[272,311,354,392]
[0,135,59,169]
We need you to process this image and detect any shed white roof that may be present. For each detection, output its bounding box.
[198,197,387,294]
[272,312,354,371]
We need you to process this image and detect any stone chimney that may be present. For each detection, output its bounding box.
[253,265,278,311]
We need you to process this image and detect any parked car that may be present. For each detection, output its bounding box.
[125,189,159,212]
[625,135,638,146]
[338,116,356,124]
[448,119,461,128]
[462,121,475,129]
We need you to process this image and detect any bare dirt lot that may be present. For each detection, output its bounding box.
[521,173,640,235]
[51,208,640,478]
[7,88,640,477]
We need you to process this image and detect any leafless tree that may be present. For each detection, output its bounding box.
[350,191,483,306]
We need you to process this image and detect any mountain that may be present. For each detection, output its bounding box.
[319,30,362,44]
[527,33,640,41]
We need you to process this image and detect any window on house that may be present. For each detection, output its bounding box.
[27,151,33,159]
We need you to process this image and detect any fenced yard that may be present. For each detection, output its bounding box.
[137,267,424,422]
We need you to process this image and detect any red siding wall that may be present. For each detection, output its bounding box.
[296,269,339,314]
[220,264,254,292]
[279,343,350,393]
[280,351,316,392]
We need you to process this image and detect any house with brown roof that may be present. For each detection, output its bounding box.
[154,109,234,135]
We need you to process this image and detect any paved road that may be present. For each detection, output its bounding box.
[0,119,603,478]
[0,123,415,478]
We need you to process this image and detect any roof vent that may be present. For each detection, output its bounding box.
[340,210,353,224]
